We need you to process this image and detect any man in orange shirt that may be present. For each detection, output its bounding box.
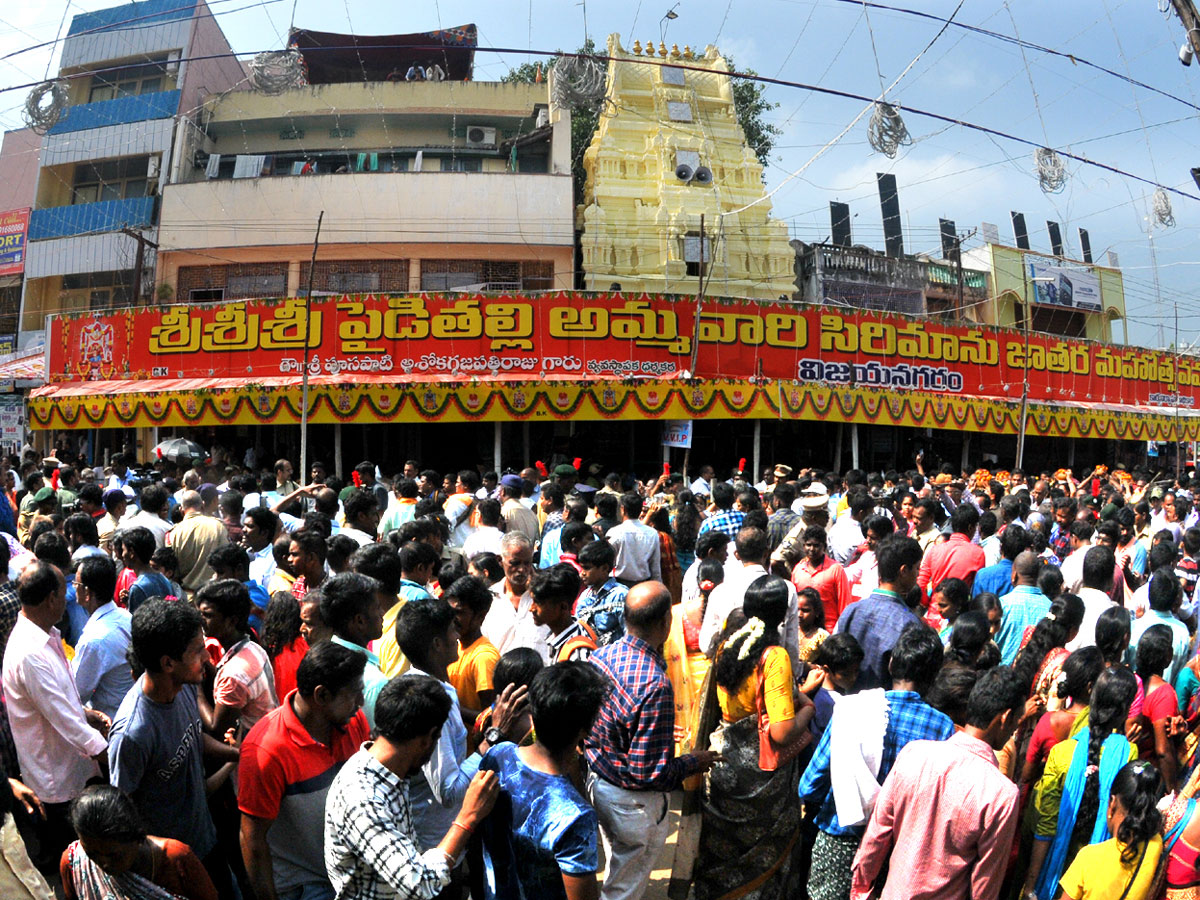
[790,525,852,634]
[445,575,500,727]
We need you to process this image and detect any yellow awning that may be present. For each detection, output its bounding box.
[28,377,1200,441]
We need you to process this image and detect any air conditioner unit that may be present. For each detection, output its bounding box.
[464,126,496,148]
[147,155,161,179]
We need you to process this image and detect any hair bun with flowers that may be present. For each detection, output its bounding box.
[731,617,766,660]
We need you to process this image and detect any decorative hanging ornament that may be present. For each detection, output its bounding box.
[1034,147,1067,194]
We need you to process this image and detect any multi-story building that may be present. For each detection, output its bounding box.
[19,0,244,346]
[155,25,574,300]
[791,240,991,321]
[964,240,1126,342]
[578,35,795,301]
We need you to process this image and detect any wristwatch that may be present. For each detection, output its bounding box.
[484,726,510,745]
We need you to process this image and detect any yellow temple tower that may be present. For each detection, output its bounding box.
[579,34,795,301]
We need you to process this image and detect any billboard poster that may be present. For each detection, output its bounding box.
[41,290,1200,409]
[1025,255,1102,311]
[0,208,30,277]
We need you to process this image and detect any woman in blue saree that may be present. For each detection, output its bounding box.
[1022,665,1140,899]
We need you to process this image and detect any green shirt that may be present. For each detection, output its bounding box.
[331,635,388,730]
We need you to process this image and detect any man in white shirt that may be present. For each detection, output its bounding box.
[122,483,172,549]
[827,492,875,566]
[444,471,483,549]
[106,454,136,500]
[3,560,109,868]
[174,468,202,507]
[605,494,661,587]
[689,465,715,497]
[340,490,380,548]
[462,498,504,560]
[394,598,523,854]
[699,526,799,669]
[1057,520,1097,593]
[1067,546,1118,651]
[482,532,549,662]
[241,507,280,590]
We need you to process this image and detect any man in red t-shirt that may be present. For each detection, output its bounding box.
[239,641,369,900]
[790,525,852,634]
[918,504,986,602]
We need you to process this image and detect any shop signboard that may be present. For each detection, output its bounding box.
[42,291,1200,408]
[0,395,23,447]
[0,209,30,277]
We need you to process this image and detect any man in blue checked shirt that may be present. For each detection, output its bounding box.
[584,582,719,900]
[798,623,954,900]
[697,482,745,541]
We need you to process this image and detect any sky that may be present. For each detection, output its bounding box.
[0,0,1197,349]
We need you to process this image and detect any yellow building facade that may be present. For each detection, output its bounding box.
[579,34,794,301]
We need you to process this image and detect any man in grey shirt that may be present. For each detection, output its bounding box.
[108,599,240,895]
[605,493,661,587]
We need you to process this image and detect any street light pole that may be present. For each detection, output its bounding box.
[1016,267,1055,470]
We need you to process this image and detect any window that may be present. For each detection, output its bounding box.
[327,272,381,292]
[72,157,150,204]
[421,259,524,291]
[227,273,287,298]
[667,101,693,122]
[189,288,224,301]
[421,268,483,290]
[1027,305,1088,339]
[61,271,134,308]
[87,59,170,102]
[440,157,482,173]
[661,66,686,86]
[683,232,710,277]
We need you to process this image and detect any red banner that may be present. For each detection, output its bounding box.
[43,292,1196,409]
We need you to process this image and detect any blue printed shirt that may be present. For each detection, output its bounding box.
[574,578,628,647]
[479,742,597,900]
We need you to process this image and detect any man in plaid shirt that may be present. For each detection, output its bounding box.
[798,623,954,900]
[584,582,718,900]
[325,676,500,900]
[1047,497,1076,560]
[697,482,746,541]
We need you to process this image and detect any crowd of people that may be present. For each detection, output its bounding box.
[1,443,1199,900]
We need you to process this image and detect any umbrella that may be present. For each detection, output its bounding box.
[153,437,207,464]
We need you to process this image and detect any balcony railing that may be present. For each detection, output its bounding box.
[814,244,988,291]
[29,196,155,241]
[47,90,180,135]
